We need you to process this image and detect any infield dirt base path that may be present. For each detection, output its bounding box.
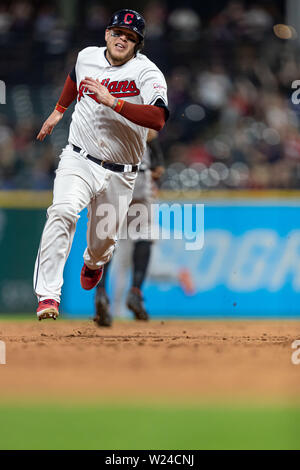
[0,319,299,403]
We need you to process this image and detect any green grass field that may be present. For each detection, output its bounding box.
[0,403,299,449]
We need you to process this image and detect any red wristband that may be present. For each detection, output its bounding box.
[55,103,67,114]
[113,99,124,113]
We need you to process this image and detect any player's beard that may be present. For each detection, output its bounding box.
[106,44,135,66]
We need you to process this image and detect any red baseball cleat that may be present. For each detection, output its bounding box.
[80,263,104,290]
[37,299,59,321]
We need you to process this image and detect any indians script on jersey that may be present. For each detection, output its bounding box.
[78,78,140,103]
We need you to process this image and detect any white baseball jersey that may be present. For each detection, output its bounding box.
[68,46,168,165]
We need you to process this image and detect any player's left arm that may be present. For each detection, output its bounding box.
[82,75,169,132]
[114,98,167,131]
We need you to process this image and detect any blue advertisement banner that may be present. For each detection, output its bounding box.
[61,200,300,318]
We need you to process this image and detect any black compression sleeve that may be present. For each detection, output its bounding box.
[69,66,76,83]
[154,98,170,121]
[148,137,164,169]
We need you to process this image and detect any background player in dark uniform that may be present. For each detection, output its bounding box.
[94,130,164,326]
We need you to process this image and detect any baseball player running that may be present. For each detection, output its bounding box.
[94,130,164,326]
[34,9,169,320]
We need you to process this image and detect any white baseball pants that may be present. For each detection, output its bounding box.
[33,144,136,303]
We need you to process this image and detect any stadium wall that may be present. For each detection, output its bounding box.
[0,191,299,318]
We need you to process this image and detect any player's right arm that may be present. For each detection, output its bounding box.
[36,70,77,141]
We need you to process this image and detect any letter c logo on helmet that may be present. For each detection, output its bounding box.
[124,13,134,24]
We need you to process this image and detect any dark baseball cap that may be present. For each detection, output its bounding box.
[107,9,145,41]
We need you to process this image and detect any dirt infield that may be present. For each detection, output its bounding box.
[0,319,299,402]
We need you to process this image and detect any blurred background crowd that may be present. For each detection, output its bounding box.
[2,0,300,191]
